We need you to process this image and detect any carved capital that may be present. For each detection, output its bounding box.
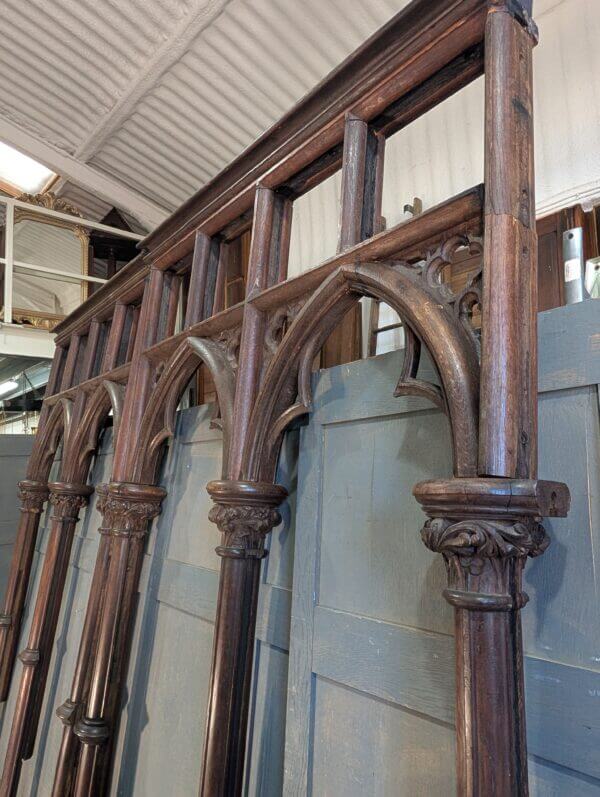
[421,516,548,561]
[97,482,166,540]
[48,482,94,522]
[18,480,49,514]
[415,478,569,612]
[207,480,287,559]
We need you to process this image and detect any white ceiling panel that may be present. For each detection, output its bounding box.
[0,0,574,232]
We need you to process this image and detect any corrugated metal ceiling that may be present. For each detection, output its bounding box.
[0,0,411,224]
[0,0,568,229]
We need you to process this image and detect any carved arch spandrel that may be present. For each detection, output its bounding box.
[134,336,237,484]
[63,385,119,481]
[26,399,72,483]
[242,260,480,483]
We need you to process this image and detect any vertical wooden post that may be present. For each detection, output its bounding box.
[0,346,65,702]
[200,187,290,797]
[436,4,539,796]
[184,232,221,327]
[71,483,165,797]
[479,1,537,479]
[52,487,112,797]
[0,480,48,701]
[202,114,385,795]
[0,482,93,796]
[53,268,168,797]
[338,113,385,252]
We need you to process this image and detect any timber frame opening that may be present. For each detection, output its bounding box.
[0,1,570,795]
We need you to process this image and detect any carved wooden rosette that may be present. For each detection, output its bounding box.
[415,477,570,795]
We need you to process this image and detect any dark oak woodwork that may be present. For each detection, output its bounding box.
[0,2,570,796]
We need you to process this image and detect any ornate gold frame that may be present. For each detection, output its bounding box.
[11,192,90,327]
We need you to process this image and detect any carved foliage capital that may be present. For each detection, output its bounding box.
[207,480,287,559]
[421,516,548,562]
[97,483,166,540]
[414,477,565,610]
[18,480,49,514]
[48,482,93,522]
[208,504,282,557]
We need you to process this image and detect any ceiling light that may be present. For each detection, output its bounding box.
[0,142,55,194]
[0,380,18,397]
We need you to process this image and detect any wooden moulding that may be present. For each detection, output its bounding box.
[414,477,571,520]
[253,186,484,310]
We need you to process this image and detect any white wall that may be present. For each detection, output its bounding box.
[287,0,600,278]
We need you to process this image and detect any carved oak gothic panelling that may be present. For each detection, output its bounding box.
[0,1,570,796]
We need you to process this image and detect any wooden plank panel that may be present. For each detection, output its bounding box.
[312,605,600,780]
[311,677,455,795]
[538,300,600,393]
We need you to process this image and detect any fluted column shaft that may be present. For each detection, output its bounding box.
[64,482,165,797]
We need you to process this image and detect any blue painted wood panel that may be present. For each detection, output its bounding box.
[285,300,600,796]
[0,436,34,601]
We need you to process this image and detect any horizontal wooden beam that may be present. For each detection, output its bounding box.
[52,256,148,345]
[50,186,482,363]
[252,186,484,310]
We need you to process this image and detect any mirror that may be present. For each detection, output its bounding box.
[11,193,89,330]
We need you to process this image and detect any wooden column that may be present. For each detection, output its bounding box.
[0,481,48,703]
[338,113,385,251]
[51,268,168,797]
[201,480,287,796]
[71,483,165,797]
[52,486,112,797]
[200,186,291,796]
[0,346,65,701]
[201,114,384,795]
[422,4,543,795]
[416,477,569,797]
[479,2,537,479]
[0,482,93,796]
